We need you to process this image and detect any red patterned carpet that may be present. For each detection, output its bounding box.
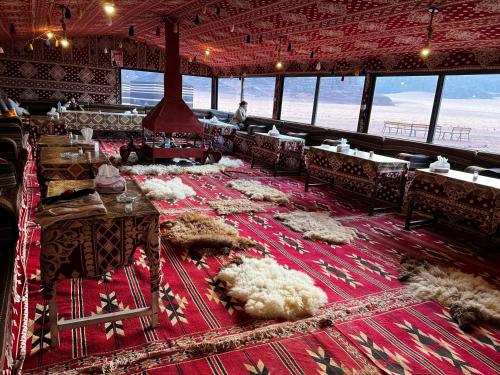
[18,140,500,374]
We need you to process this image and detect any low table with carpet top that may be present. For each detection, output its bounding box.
[305,145,409,215]
[37,146,109,197]
[200,119,237,154]
[41,179,161,347]
[405,168,500,237]
[61,110,145,132]
[35,135,97,159]
[251,133,305,176]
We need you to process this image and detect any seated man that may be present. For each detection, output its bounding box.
[64,96,84,111]
[230,100,248,130]
[7,97,30,116]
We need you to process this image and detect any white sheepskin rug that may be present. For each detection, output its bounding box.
[139,177,196,200]
[208,199,264,215]
[217,157,244,168]
[400,256,500,331]
[227,179,289,204]
[274,211,355,244]
[121,158,243,176]
[217,257,328,320]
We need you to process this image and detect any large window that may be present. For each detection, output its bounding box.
[433,74,500,153]
[121,69,164,106]
[280,76,317,123]
[368,75,438,141]
[182,75,212,109]
[242,77,276,118]
[315,76,365,130]
[218,78,242,112]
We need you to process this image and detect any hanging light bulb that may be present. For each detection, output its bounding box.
[104,47,108,54]
[77,7,83,18]
[46,31,54,39]
[55,39,60,47]
[194,15,201,25]
[202,6,207,14]
[45,39,51,47]
[287,42,292,52]
[315,61,322,71]
[420,46,431,57]
[420,7,438,58]
[230,24,235,33]
[204,48,210,56]
[106,16,113,26]
[188,56,193,63]
[0,47,4,54]
[64,6,72,19]
[103,2,115,15]
[193,55,197,63]
[156,26,161,36]
[60,37,69,48]
[216,6,221,15]
[128,25,135,37]
[310,50,314,59]
[173,22,178,34]
[245,34,251,43]
[118,41,123,49]
[275,61,284,71]
[9,24,15,35]
[28,42,34,51]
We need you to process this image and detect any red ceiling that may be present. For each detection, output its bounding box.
[1,0,499,68]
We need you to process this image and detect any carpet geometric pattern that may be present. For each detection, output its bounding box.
[18,140,500,374]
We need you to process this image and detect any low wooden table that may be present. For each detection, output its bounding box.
[61,110,145,132]
[42,179,161,347]
[251,133,305,176]
[36,135,96,159]
[405,168,500,237]
[305,146,409,215]
[200,119,237,154]
[37,146,108,197]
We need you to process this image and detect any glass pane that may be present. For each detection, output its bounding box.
[242,77,276,118]
[281,76,317,123]
[433,74,500,154]
[121,69,164,106]
[315,76,365,130]
[182,75,212,109]
[368,75,438,141]
[218,78,242,112]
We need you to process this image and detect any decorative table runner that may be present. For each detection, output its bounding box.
[305,145,409,214]
[38,146,108,196]
[200,119,237,153]
[61,110,145,131]
[41,179,161,346]
[405,168,500,235]
[252,133,305,174]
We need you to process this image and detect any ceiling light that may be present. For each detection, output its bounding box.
[46,31,54,39]
[103,2,115,15]
[204,48,210,56]
[420,7,438,58]
[275,61,283,70]
[60,38,69,48]
[55,39,60,47]
[28,42,34,51]
[420,47,431,57]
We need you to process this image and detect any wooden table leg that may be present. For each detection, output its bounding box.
[151,290,159,328]
[404,199,414,230]
[369,179,380,216]
[49,293,60,348]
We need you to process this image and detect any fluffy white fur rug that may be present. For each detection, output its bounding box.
[139,177,196,200]
[218,257,327,320]
[208,199,264,215]
[121,157,243,176]
[400,256,500,331]
[227,179,289,204]
[275,211,355,244]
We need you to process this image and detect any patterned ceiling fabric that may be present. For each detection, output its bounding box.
[1,0,499,74]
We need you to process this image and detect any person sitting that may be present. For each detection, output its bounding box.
[64,96,84,111]
[7,97,30,116]
[230,101,249,130]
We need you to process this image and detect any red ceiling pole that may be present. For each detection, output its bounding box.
[164,17,181,100]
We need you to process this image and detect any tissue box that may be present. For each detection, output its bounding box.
[429,161,450,173]
[94,176,126,194]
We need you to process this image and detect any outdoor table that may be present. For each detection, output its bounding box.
[37,146,108,197]
[305,145,409,215]
[405,168,500,236]
[251,133,305,176]
[41,179,161,347]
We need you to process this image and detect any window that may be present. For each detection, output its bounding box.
[182,75,212,109]
[218,78,242,112]
[280,76,317,123]
[121,69,164,106]
[433,74,500,154]
[315,76,365,130]
[368,75,438,141]
[242,77,276,118]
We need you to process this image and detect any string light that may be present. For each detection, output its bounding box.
[420,7,438,58]
[103,2,115,15]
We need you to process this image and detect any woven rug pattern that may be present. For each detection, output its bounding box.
[16,140,500,374]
